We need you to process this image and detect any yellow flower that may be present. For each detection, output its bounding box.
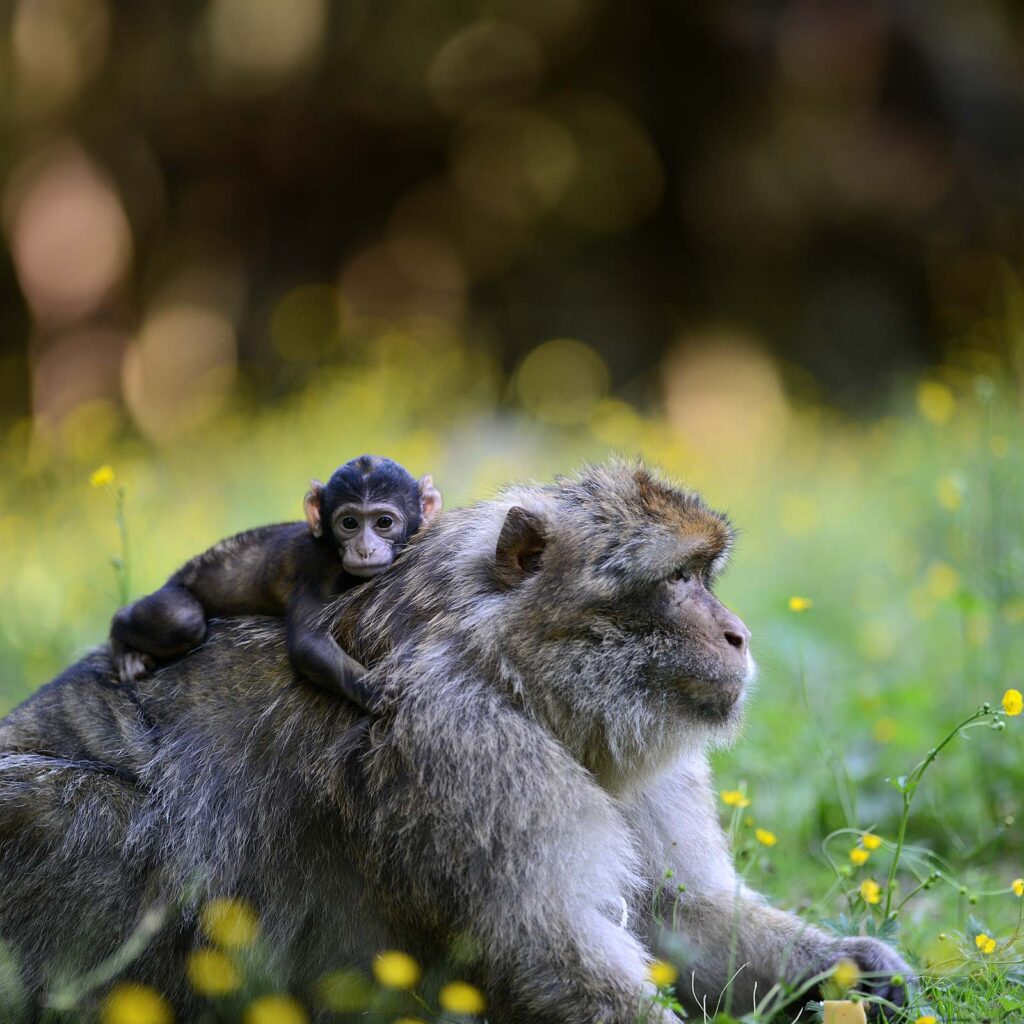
[1012,878,1024,897]
[974,933,996,955]
[860,879,881,905]
[372,951,420,989]
[916,1017,937,1024]
[100,983,173,1024]
[89,465,116,488]
[862,833,882,851]
[755,828,777,847]
[439,980,487,1015]
[917,381,955,424]
[186,948,242,996]
[788,596,813,613]
[202,898,260,949]
[1002,689,1023,716]
[832,958,860,990]
[243,994,308,1024]
[392,1019,426,1024]
[849,847,870,866]
[720,789,751,808]
[648,960,678,987]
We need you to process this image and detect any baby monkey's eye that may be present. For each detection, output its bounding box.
[341,516,359,530]
[376,515,394,529]
[671,566,692,583]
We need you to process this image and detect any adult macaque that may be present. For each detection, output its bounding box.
[0,462,910,1021]
[110,454,442,711]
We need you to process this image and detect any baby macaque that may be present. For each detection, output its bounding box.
[109,455,442,712]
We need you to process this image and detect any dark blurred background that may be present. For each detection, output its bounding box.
[4,0,1024,444]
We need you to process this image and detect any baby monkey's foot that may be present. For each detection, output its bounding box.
[114,645,156,685]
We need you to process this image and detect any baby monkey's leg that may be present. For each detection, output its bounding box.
[110,585,207,683]
[286,592,378,713]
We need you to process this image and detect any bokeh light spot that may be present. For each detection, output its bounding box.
[270,284,342,361]
[122,305,237,442]
[553,96,663,233]
[202,0,325,91]
[4,143,132,323]
[428,22,543,116]
[451,109,577,225]
[515,339,609,426]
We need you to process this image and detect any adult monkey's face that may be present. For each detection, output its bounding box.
[490,464,755,732]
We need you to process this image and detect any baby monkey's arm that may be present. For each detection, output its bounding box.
[285,585,378,713]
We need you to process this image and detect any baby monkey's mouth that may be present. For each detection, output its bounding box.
[344,561,392,579]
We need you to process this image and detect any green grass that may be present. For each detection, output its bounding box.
[1,336,1022,1021]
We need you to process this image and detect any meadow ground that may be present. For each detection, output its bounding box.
[1,336,1022,1022]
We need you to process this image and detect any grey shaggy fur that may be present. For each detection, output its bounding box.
[0,462,909,1022]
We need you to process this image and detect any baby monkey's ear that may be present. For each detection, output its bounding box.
[418,475,443,524]
[304,480,326,537]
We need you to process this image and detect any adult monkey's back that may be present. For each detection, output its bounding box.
[0,462,909,1022]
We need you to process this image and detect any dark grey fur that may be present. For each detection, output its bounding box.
[0,462,910,1022]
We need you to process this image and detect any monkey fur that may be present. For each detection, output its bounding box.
[0,461,910,1021]
[109,454,442,711]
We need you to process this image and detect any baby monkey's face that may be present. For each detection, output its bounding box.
[332,503,408,578]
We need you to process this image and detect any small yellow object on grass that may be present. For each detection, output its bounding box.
[755,828,777,847]
[243,994,308,1024]
[861,833,882,850]
[822,1000,867,1024]
[859,879,881,905]
[100,983,173,1024]
[849,847,870,866]
[438,980,487,1015]
[89,465,116,488]
[647,959,678,987]
[202,897,260,949]
[186,948,242,996]
[372,950,421,989]
[788,596,813,612]
[1012,877,1024,897]
[1003,688,1023,716]
[720,789,751,808]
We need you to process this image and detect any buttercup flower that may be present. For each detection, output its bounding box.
[1002,689,1023,716]
[202,898,260,949]
[1012,878,1024,897]
[439,981,487,1015]
[755,828,777,847]
[916,1017,937,1024]
[648,960,678,987]
[860,879,881,905]
[90,465,116,488]
[187,948,242,996]
[372,951,420,989]
[100,983,173,1024]
[788,596,813,612]
[832,959,860,989]
[862,833,882,850]
[243,994,308,1024]
[974,933,996,955]
[720,789,751,808]
[849,847,870,866]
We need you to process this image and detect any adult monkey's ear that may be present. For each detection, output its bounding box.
[304,480,325,537]
[494,506,547,587]
[418,474,443,524]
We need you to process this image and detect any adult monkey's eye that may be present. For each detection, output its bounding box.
[376,515,394,529]
[671,566,692,583]
[341,516,359,530]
